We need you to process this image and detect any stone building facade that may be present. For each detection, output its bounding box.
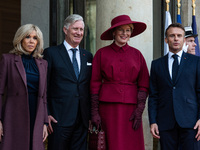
[0,0,200,149]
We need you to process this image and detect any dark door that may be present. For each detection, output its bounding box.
[0,0,21,56]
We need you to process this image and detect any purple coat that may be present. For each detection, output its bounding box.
[0,54,48,150]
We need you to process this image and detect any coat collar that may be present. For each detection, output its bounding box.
[15,55,27,87]
[175,52,189,84]
[79,49,87,81]
[110,42,129,52]
[163,54,172,84]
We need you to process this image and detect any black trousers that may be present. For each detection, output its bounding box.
[48,112,88,150]
[160,123,199,150]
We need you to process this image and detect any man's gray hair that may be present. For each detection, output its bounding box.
[64,14,85,29]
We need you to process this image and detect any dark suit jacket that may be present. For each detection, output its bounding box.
[148,52,200,131]
[0,53,48,150]
[43,43,93,128]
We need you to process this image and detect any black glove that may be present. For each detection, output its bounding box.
[129,91,148,130]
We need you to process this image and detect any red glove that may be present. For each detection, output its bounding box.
[91,94,101,129]
[129,91,148,130]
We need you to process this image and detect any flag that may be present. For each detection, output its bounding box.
[164,11,172,55]
[177,13,188,52]
[192,15,200,56]
[177,14,182,24]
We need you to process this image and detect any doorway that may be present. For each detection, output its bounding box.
[0,0,21,56]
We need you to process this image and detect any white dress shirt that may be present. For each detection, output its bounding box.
[63,40,81,72]
[168,50,183,79]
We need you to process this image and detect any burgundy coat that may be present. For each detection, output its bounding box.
[90,42,149,150]
[0,54,48,150]
[90,42,149,103]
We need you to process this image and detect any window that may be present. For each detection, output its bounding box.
[50,0,96,54]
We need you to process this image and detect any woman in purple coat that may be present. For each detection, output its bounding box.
[90,15,149,150]
[0,24,48,150]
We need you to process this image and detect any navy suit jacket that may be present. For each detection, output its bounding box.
[43,43,93,128]
[148,52,200,131]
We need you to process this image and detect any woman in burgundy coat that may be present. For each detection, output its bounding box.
[0,24,48,150]
[90,15,149,150]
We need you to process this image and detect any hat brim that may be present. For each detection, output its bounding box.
[100,21,147,40]
[185,34,198,38]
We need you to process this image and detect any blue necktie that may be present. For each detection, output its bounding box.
[172,54,179,83]
[71,48,79,79]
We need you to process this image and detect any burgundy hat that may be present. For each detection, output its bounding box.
[100,15,147,40]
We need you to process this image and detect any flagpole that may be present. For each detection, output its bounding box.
[164,0,172,55]
[192,0,200,56]
[166,0,170,11]
[177,0,181,15]
[192,0,196,16]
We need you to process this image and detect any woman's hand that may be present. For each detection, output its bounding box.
[43,124,48,142]
[0,121,3,142]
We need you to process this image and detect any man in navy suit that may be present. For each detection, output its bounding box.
[44,14,93,150]
[148,23,200,150]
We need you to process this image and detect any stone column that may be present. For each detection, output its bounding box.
[96,0,153,149]
[182,0,192,26]
[195,0,200,34]
[21,0,50,48]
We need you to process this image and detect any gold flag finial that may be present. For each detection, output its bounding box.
[177,0,181,15]
[192,0,196,16]
[166,0,170,11]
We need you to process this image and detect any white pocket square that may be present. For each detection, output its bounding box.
[87,62,92,66]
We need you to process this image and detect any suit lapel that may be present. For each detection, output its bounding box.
[174,52,188,84]
[14,55,27,87]
[163,54,173,84]
[79,49,87,81]
[35,58,46,96]
[58,44,77,81]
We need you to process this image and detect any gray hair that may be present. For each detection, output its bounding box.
[10,24,44,59]
[63,14,85,29]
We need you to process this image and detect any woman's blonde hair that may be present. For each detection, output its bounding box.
[10,24,44,58]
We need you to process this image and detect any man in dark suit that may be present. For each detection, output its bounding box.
[43,14,93,150]
[148,23,200,150]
